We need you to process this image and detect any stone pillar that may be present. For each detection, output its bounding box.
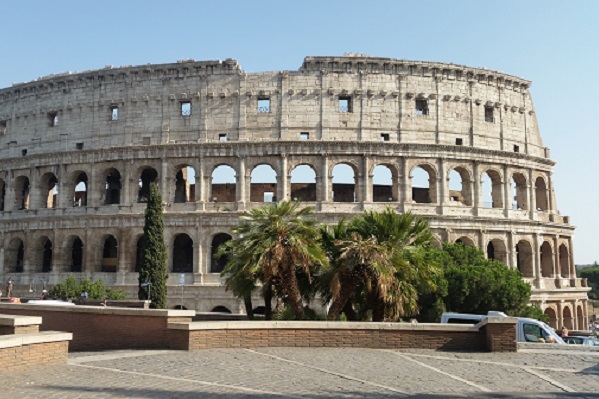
[557,300,564,329]
[568,237,576,277]
[5,170,15,211]
[473,162,481,216]
[399,158,409,212]
[58,164,68,209]
[438,159,447,208]
[533,234,541,285]
[507,232,515,268]
[554,236,562,278]
[123,162,132,205]
[28,169,38,210]
[87,164,95,208]
[280,154,289,202]
[320,155,330,203]
[193,225,203,285]
[528,169,536,220]
[362,155,372,204]
[196,159,206,210]
[503,164,511,217]
[161,159,169,203]
[237,157,246,209]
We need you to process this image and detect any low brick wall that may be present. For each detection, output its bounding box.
[0,314,42,335]
[0,335,71,373]
[0,303,194,352]
[168,318,518,352]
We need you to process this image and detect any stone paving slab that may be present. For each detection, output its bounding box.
[0,348,598,399]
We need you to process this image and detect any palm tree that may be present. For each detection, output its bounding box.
[218,200,327,320]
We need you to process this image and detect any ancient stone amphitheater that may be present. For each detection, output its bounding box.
[0,55,589,328]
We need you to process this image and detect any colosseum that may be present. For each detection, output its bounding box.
[0,54,590,328]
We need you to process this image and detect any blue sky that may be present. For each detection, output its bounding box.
[1,1,597,264]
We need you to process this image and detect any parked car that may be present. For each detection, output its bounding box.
[563,336,599,346]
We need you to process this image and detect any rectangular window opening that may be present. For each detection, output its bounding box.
[219,134,228,142]
[455,138,463,146]
[21,149,27,156]
[0,120,6,135]
[300,132,309,141]
[415,100,428,115]
[258,97,270,113]
[339,96,352,113]
[485,106,494,123]
[181,101,191,117]
[264,192,275,203]
[75,142,84,150]
[380,133,390,142]
[48,112,58,127]
[513,145,520,153]
[142,137,151,145]
[111,106,119,121]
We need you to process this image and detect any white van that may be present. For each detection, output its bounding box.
[441,311,565,344]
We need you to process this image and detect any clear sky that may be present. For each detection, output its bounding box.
[1,1,597,264]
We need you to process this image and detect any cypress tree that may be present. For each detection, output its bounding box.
[138,182,168,308]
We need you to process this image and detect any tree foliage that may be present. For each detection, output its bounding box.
[138,182,168,309]
[49,275,126,301]
[580,267,599,300]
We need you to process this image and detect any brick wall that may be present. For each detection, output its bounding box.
[0,341,69,373]
[482,320,518,352]
[0,324,39,335]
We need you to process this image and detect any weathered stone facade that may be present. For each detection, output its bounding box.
[0,55,589,328]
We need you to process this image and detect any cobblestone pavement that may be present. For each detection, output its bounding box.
[1,348,598,398]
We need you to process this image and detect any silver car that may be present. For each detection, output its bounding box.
[563,336,599,346]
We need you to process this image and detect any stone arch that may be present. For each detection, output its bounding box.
[487,238,507,264]
[172,234,193,273]
[174,165,196,203]
[511,172,528,210]
[103,168,122,205]
[448,166,472,206]
[14,175,30,210]
[38,236,53,273]
[455,236,475,246]
[101,235,118,272]
[559,244,569,278]
[250,163,277,203]
[544,306,557,329]
[290,164,316,202]
[372,164,397,202]
[39,172,58,209]
[7,237,25,273]
[211,164,236,202]
[410,164,437,204]
[69,236,84,273]
[72,171,88,207]
[481,169,503,208]
[535,176,548,211]
[332,162,357,203]
[0,178,6,211]
[430,235,443,249]
[137,167,159,203]
[134,234,144,273]
[562,306,574,330]
[540,241,553,278]
[577,305,584,330]
[515,240,533,278]
[211,233,232,273]
[211,306,232,313]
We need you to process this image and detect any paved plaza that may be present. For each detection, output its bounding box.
[1,347,598,398]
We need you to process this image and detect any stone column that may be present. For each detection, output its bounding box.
[237,157,247,210]
[280,154,289,202]
[320,155,330,203]
[554,235,562,278]
[362,155,372,204]
[503,164,511,217]
[473,162,481,216]
[28,169,38,210]
[87,164,95,208]
[196,159,206,211]
[528,169,536,220]
[438,159,447,208]
[399,158,409,212]
[557,300,564,329]
[161,159,169,203]
[507,232,515,268]
[123,162,132,205]
[533,234,541,285]
[568,237,576,277]
[58,164,68,209]
[193,224,203,285]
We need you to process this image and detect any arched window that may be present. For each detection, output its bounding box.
[41,238,53,272]
[455,236,474,246]
[173,234,193,273]
[0,178,6,211]
[332,163,356,203]
[487,239,507,264]
[544,307,557,329]
[174,166,195,203]
[559,244,569,278]
[448,167,472,206]
[535,177,548,211]
[577,305,584,330]
[211,165,236,202]
[138,168,158,203]
[211,233,232,273]
[290,165,316,202]
[516,240,533,278]
[102,235,118,272]
[104,169,121,205]
[71,237,83,272]
[562,306,573,330]
[73,172,88,207]
[481,170,503,208]
[15,176,30,210]
[411,165,436,204]
[40,173,58,209]
[372,165,395,202]
[211,306,231,313]
[511,173,528,210]
[250,164,277,203]
[9,238,25,273]
[540,241,553,277]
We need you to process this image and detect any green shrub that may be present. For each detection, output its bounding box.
[48,275,126,301]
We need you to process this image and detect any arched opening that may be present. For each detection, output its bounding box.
[448,167,472,206]
[211,306,231,313]
[559,244,569,278]
[562,306,573,330]
[411,165,436,204]
[173,234,193,273]
[332,163,356,203]
[174,166,196,203]
[511,173,528,210]
[535,176,548,211]
[40,173,58,209]
[211,233,232,273]
[41,238,53,272]
[540,241,553,278]
[8,238,25,273]
[455,236,475,246]
[515,240,533,278]
[544,307,557,329]
[73,172,88,207]
[71,237,83,272]
[487,239,507,264]
[481,170,503,208]
[250,164,277,203]
[138,168,158,203]
[15,176,30,210]
[372,165,395,202]
[211,165,236,202]
[0,179,5,211]
[135,235,144,273]
[173,305,188,310]
[104,169,121,205]
[290,165,316,202]
[102,235,118,272]
[577,305,584,330]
